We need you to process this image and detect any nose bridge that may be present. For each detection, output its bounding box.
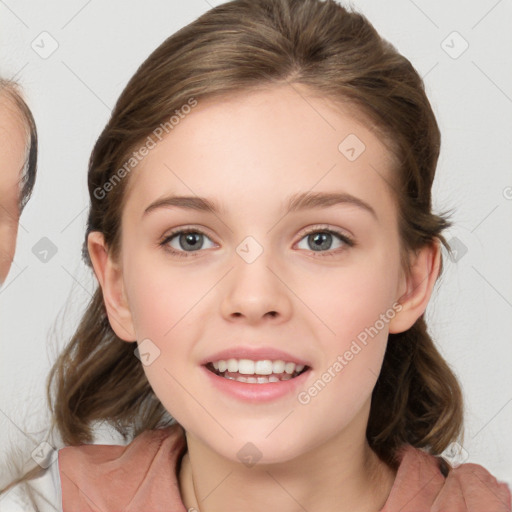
[219,235,292,322]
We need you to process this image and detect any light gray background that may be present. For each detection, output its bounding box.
[1,0,511,488]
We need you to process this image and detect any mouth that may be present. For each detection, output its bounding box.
[204,359,310,384]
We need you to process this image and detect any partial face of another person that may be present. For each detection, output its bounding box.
[0,94,26,285]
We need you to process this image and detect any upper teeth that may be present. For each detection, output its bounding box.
[212,359,305,375]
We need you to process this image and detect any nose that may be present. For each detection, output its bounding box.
[219,247,292,325]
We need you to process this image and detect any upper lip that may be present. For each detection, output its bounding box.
[200,346,311,367]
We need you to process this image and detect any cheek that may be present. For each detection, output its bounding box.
[300,250,400,347]
[123,254,208,376]
[125,264,202,419]
[294,250,400,402]
[0,218,19,282]
[295,282,394,435]
[122,240,199,336]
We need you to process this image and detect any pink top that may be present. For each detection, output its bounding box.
[58,423,512,512]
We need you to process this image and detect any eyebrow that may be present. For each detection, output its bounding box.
[143,191,377,219]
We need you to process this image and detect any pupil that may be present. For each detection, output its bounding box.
[310,232,331,251]
[181,232,202,250]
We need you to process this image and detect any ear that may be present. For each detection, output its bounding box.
[87,231,136,341]
[388,239,441,334]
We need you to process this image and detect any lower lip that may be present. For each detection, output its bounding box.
[201,365,311,403]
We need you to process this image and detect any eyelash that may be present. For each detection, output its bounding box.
[158,225,355,259]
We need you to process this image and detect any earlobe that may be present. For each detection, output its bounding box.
[388,239,441,334]
[87,231,137,342]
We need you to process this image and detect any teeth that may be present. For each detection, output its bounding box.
[238,359,255,374]
[224,374,293,384]
[227,359,238,372]
[255,360,273,375]
[210,358,306,376]
[284,362,296,374]
[272,360,285,373]
[208,358,308,385]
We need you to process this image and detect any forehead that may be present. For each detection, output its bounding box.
[123,85,399,220]
[0,93,27,195]
[0,91,27,132]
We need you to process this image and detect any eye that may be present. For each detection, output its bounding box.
[159,225,355,259]
[295,226,354,257]
[159,228,216,258]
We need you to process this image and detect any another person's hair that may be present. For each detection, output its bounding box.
[1,0,463,497]
[0,78,38,211]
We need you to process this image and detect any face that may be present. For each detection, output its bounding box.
[0,95,25,286]
[98,85,414,464]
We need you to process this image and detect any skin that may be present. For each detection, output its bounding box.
[89,84,441,512]
[0,94,25,286]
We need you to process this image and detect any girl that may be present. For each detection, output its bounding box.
[0,79,38,286]
[1,0,510,510]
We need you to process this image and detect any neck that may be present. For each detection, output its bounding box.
[178,408,396,512]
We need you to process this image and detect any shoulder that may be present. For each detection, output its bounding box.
[58,422,186,467]
[381,444,512,512]
[58,423,187,511]
[0,460,62,512]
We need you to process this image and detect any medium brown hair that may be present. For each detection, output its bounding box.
[1,0,463,498]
